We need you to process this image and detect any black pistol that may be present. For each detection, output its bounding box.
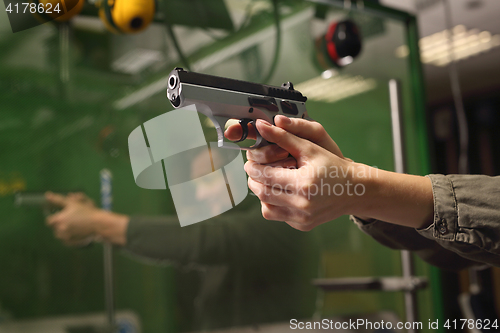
[166,68,310,150]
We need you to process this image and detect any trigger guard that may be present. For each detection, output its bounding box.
[250,132,266,149]
[234,119,253,143]
[248,124,269,149]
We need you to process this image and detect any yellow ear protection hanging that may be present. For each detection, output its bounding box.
[98,0,156,34]
[32,0,84,23]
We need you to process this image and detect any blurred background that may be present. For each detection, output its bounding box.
[0,0,499,332]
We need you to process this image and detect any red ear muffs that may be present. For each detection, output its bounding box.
[324,19,362,67]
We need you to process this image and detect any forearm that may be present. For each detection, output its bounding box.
[351,163,434,229]
[91,210,129,246]
[123,200,296,266]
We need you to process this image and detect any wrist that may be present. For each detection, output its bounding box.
[92,210,129,245]
[345,162,380,218]
[350,166,434,229]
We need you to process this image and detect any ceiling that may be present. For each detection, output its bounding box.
[380,0,500,104]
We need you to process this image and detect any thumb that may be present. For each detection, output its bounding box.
[255,119,317,159]
[273,115,344,158]
[45,192,67,208]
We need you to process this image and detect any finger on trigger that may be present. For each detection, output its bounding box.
[224,123,257,142]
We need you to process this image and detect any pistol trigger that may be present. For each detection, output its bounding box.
[234,118,252,143]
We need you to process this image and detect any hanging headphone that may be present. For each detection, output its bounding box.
[315,19,362,69]
[98,0,156,34]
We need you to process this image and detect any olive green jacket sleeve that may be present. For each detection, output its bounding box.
[123,212,251,266]
[351,174,500,270]
[122,199,310,267]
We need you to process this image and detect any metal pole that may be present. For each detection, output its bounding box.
[442,0,468,175]
[59,22,70,84]
[100,169,116,333]
[389,79,419,332]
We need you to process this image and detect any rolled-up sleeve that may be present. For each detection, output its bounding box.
[350,215,477,271]
[351,174,500,269]
[123,203,306,267]
[417,174,500,266]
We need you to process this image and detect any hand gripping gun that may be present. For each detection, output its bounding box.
[166,68,310,150]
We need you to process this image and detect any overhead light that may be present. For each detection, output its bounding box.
[295,73,376,104]
[321,69,338,79]
[395,25,500,67]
